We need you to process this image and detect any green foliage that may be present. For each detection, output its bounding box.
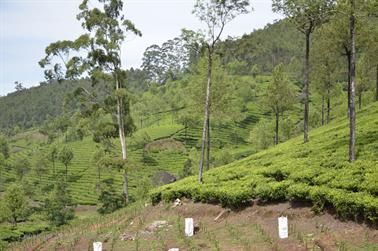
[181,158,193,178]
[0,135,9,159]
[43,178,75,226]
[13,158,30,180]
[151,103,378,224]
[272,0,335,35]
[249,119,274,150]
[97,179,125,215]
[58,146,74,180]
[265,63,297,114]
[0,183,29,226]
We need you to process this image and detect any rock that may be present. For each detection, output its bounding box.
[145,220,169,232]
[153,171,177,186]
[120,233,136,241]
[168,249,179,251]
[172,198,182,208]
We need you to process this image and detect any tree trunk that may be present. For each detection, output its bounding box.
[321,95,325,126]
[115,75,129,203]
[327,91,331,124]
[65,165,68,182]
[123,170,129,204]
[358,93,362,110]
[346,50,351,117]
[198,49,212,183]
[303,32,310,143]
[349,0,356,162]
[376,66,378,101]
[206,116,210,171]
[274,111,279,145]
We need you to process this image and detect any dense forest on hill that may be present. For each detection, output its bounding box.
[0,19,303,131]
[0,0,377,249]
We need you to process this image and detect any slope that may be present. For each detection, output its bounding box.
[151,102,378,224]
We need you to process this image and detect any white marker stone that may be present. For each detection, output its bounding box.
[93,242,102,251]
[278,216,288,239]
[168,249,180,251]
[185,218,194,237]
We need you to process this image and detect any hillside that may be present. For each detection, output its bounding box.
[151,102,378,223]
[5,103,378,250]
[7,201,378,251]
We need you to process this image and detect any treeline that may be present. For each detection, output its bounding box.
[0,19,302,131]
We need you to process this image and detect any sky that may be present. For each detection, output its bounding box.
[0,0,282,96]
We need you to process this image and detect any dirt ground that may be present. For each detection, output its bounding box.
[11,200,378,251]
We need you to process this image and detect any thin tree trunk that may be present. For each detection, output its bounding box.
[376,66,378,101]
[327,91,331,124]
[206,116,210,171]
[274,111,279,145]
[358,93,362,110]
[199,50,212,183]
[65,165,68,182]
[303,32,310,143]
[349,0,356,162]
[115,75,129,203]
[123,170,128,204]
[346,50,351,117]
[321,95,325,126]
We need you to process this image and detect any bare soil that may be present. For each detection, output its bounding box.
[10,201,378,251]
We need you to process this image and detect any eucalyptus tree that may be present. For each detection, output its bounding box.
[264,63,297,145]
[141,29,201,84]
[39,0,141,203]
[272,0,335,143]
[193,0,250,183]
[311,27,342,125]
[348,0,357,162]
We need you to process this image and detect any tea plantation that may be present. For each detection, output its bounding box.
[150,102,378,224]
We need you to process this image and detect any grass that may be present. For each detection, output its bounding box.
[150,102,378,224]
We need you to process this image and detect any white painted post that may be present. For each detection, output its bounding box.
[185,218,194,237]
[278,216,288,239]
[93,241,102,251]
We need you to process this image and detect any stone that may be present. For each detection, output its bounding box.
[185,218,194,237]
[172,198,182,208]
[93,242,102,251]
[278,216,288,239]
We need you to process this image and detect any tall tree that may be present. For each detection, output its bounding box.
[43,178,75,226]
[311,26,342,124]
[348,0,357,162]
[272,0,335,143]
[34,152,49,182]
[39,0,141,203]
[58,146,74,181]
[1,183,29,227]
[193,0,250,182]
[48,144,59,175]
[264,63,297,145]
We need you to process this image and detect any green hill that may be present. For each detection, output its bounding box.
[151,102,378,224]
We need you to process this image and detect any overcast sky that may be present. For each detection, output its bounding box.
[0,0,282,96]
